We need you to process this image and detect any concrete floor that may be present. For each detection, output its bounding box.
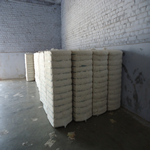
[0,79,150,150]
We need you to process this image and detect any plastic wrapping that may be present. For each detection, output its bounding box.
[25,53,35,81]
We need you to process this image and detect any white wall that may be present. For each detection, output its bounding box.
[0,53,25,79]
[0,0,61,79]
[61,0,150,49]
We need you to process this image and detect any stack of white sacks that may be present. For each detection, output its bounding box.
[92,50,108,115]
[107,50,123,110]
[34,52,40,89]
[34,53,38,84]
[44,49,72,127]
[72,50,92,121]
[39,52,46,105]
[32,49,123,127]
[25,53,35,81]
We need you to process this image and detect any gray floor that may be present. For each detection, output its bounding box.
[0,79,150,150]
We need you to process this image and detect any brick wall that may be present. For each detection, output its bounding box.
[0,0,61,53]
[61,0,150,49]
[0,0,61,79]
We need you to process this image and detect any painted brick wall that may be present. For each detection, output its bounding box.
[61,0,150,49]
[0,0,61,79]
[0,0,61,53]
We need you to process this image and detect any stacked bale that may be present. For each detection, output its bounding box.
[34,52,40,89]
[25,53,35,81]
[107,50,123,111]
[72,50,92,122]
[39,52,46,105]
[92,50,108,115]
[37,52,42,102]
[34,53,38,84]
[44,49,72,128]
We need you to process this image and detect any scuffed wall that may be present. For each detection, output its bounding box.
[0,53,25,79]
[61,0,150,121]
[121,44,150,122]
[0,0,61,79]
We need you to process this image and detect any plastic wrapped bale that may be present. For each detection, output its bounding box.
[92,50,108,115]
[107,50,123,111]
[72,50,92,122]
[34,52,40,89]
[37,52,42,102]
[25,53,35,81]
[38,52,46,104]
[34,53,38,84]
[44,49,72,128]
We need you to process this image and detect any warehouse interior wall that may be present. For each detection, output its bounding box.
[0,0,61,79]
[61,0,150,121]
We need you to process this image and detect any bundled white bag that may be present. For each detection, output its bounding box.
[34,52,39,88]
[38,52,46,104]
[25,53,35,81]
[44,49,72,128]
[107,50,123,111]
[92,50,108,116]
[72,50,92,122]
